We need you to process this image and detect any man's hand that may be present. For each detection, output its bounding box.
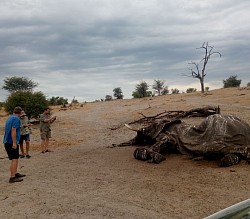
[12,144,17,149]
[50,116,57,123]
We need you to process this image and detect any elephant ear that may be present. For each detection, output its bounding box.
[143,119,182,139]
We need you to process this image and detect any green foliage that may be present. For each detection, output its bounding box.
[132,81,151,98]
[171,88,179,94]
[152,80,165,95]
[162,87,169,95]
[223,75,241,88]
[205,87,210,92]
[48,96,68,106]
[2,76,38,93]
[247,82,250,87]
[105,95,113,101]
[4,91,48,118]
[186,88,197,93]
[113,87,123,99]
[131,91,140,98]
[72,99,78,104]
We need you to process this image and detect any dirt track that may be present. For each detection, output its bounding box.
[0,87,250,219]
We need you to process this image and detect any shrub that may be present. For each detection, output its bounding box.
[132,81,151,98]
[162,87,169,95]
[186,88,197,93]
[48,96,68,106]
[247,82,250,87]
[223,75,241,88]
[4,91,48,118]
[105,95,113,101]
[113,87,123,99]
[171,88,179,94]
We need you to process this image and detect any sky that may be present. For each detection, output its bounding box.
[0,0,250,102]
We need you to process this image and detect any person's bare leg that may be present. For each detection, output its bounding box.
[26,140,30,155]
[10,159,18,177]
[20,144,24,156]
[41,139,46,152]
[44,138,49,151]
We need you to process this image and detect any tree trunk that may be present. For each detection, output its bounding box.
[200,78,205,93]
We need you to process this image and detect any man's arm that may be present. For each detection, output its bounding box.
[11,127,17,149]
[50,116,56,123]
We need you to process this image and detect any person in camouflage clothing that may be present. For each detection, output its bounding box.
[39,107,56,153]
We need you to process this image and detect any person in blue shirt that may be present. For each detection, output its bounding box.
[3,106,26,183]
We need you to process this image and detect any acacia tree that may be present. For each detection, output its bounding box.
[2,76,38,92]
[132,81,151,98]
[113,87,123,99]
[186,42,221,93]
[4,91,48,118]
[152,80,165,96]
[48,96,68,106]
[223,75,241,88]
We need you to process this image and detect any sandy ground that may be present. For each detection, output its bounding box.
[0,87,250,219]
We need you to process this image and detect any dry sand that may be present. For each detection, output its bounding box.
[0,87,250,219]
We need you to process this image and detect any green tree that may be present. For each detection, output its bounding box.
[171,88,179,94]
[49,96,68,106]
[113,87,123,99]
[2,76,38,93]
[186,88,197,93]
[4,91,48,118]
[162,87,169,95]
[105,95,113,101]
[223,75,241,88]
[132,81,151,98]
[152,80,165,96]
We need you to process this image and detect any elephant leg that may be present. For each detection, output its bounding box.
[133,147,166,164]
[220,154,240,167]
[220,146,250,166]
[147,150,166,164]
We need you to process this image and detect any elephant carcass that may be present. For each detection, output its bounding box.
[116,114,250,167]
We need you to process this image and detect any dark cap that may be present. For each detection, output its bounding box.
[13,106,22,114]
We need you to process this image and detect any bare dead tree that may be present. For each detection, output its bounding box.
[185,42,221,93]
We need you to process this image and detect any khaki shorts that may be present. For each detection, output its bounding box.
[40,130,51,140]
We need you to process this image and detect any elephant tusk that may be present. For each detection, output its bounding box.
[124,124,139,131]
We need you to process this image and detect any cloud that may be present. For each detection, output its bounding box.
[0,0,250,102]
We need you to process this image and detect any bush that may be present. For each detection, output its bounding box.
[205,87,210,92]
[113,87,123,99]
[186,88,197,93]
[247,82,250,87]
[4,91,48,118]
[223,75,241,88]
[105,95,113,101]
[132,81,151,98]
[162,87,169,95]
[171,88,179,94]
[48,96,68,106]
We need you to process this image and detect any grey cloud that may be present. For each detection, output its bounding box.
[0,0,250,101]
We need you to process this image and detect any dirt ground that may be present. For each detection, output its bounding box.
[0,87,250,219]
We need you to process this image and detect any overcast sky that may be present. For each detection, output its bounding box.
[0,0,250,102]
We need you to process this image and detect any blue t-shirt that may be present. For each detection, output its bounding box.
[3,115,21,145]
